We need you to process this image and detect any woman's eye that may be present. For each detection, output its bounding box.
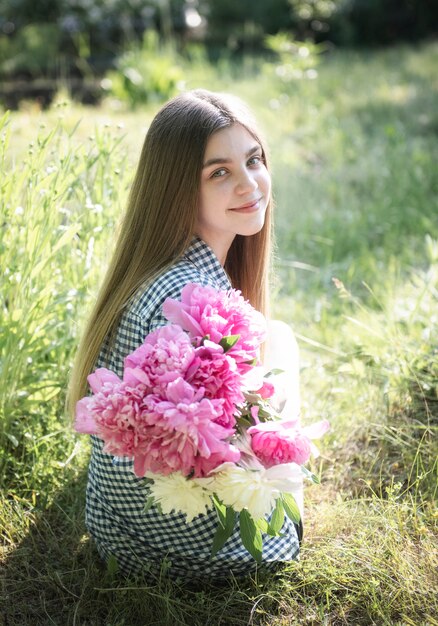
[211,168,227,178]
[248,155,263,166]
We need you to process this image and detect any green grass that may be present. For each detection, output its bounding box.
[1,42,437,625]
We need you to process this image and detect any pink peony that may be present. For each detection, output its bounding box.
[188,341,244,428]
[123,324,195,393]
[253,380,275,399]
[75,379,149,458]
[250,406,260,422]
[75,396,101,436]
[75,367,124,435]
[76,373,240,477]
[87,368,122,393]
[247,419,330,468]
[192,449,240,477]
[162,283,266,371]
[131,377,240,478]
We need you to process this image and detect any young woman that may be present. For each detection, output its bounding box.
[68,89,302,581]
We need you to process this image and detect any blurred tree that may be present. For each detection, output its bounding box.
[199,0,437,48]
[0,0,436,90]
[287,0,341,39]
[0,0,61,24]
[0,0,191,74]
[287,0,438,45]
[331,0,437,45]
[199,0,294,51]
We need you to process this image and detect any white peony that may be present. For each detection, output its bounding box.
[208,462,304,520]
[146,472,214,523]
[206,465,272,519]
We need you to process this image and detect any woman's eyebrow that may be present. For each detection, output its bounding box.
[203,145,261,169]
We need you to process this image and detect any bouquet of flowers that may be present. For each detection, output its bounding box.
[75,283,329,562]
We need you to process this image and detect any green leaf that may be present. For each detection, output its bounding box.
[6,432,19,447]
[269,498,285,534]
[224,506,237,530]
[255,517,269,534]
[257,406,277,420]
[212,495,227,528]
[219,334,240,352]
[211,525,232,558]
[265,368,285,377]
[143,495,155,513]
[211,507,236,558]
[281,493,301,524]
[239,509,263,563]
[301,466,320,484]
[255,513,284,538]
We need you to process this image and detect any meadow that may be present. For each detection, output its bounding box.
[1,41,437,625]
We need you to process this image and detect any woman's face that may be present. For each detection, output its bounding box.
[196,123,271,265]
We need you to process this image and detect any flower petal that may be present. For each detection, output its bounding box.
[74,398,97,434]
[302,419,330,440]
[87,368,121,393]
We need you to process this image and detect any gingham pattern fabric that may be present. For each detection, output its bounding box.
[85,237,300,581]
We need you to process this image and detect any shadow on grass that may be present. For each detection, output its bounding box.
[1,468,287,626]
[2,468,100,625]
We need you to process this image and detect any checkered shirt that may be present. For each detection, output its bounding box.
[85,237,300,581]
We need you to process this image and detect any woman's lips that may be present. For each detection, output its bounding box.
[230,197,262,212]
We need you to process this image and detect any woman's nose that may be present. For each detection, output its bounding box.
[235,169,258,194]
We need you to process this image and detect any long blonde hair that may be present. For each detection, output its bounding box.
[67,89,273,414]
